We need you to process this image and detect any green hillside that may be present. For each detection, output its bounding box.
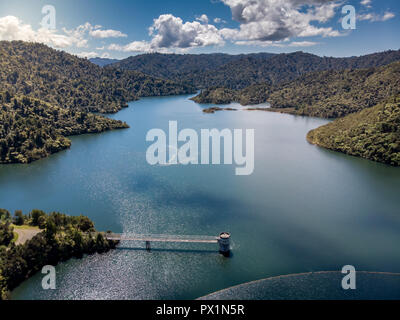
[108,52,276,85]
[113,50,400,90]
[308,97,400,166]
[265,61,400,118]
[0,94,128,164]
[0,41,194,114]
[193,61,400,118]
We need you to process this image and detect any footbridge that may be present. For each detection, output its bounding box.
[105,232,231,255]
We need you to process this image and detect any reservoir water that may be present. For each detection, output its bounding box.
[2,94,400,300]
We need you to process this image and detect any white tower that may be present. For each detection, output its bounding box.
[218,232,231,256]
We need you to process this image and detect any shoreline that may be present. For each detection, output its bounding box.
[0,211,119,300]
[2,230,119,300]
[199,271,400,300]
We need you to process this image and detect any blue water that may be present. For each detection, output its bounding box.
[2,94,400,300]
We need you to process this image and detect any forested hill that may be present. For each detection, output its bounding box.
[0,41,195,114]
[194,50,400,89]
[193,61,400,118]
[307,96,400,166]
[89,57,119,67]
[110,50,400,90]
[108,52,276,84]
[0,93,128,164]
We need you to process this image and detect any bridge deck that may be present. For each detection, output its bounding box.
[106,234,219,244]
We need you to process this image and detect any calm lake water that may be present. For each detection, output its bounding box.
[2,94,400,300]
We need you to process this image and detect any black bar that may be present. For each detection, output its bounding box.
[1,300,399,319]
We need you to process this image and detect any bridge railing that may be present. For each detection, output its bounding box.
[103,232,231,256]
[105,233,219,241]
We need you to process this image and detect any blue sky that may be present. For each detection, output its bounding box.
[0,0,398,59]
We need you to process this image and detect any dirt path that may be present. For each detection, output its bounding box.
[14,227,41,245]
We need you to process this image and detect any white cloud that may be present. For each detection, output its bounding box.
[358,11,395,22]
[360,0,372,8]
[235,39,318,47]
[149,14,224,49]
[0,16,127,51]
[0,15,88,48]
[61,22,91,48]
[359,0,395,23]
[89,26,127,39]
[196,14,209,24]
[65,22,127,39]
[77,51,99,59]
[219,0,342,43]
[77,51,111,59]
[288,41,319,47]
[110,14,225,53]
[382,12,396,21]
[110,0,341,53]
[214,18,226,24]
[108,41,154,53]
[103,0,359,53]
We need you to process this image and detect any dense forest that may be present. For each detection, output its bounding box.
[307,96,400,166]
[0,41,195,163]
[192,87,238,105]
[111,50,400,89]
[0,93,129,164]
[193,61,400,118]
[0,209,118,300]
[192,59,400,167]
[0,41,195,114]
[1,41,399,166]
[107,52,276,84]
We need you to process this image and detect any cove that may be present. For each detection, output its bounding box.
[1,94,399,300]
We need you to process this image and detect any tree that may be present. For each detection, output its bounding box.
[0,209,11,221]
[77,216,95,232]
[0,223,14,246]
[4,91,11,103]
[37,216,47,230]
[0,209,117,300]
[45,220,57,241]
[14,210,24,226]
[30,209,46,226]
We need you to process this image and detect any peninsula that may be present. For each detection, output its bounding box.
[0,209,118,300]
